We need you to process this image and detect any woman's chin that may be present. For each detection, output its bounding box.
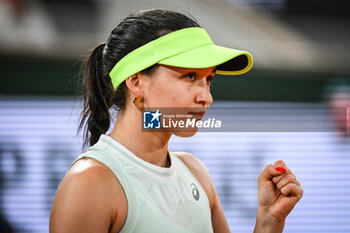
[173,129,198,138]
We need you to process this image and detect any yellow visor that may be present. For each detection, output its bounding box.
[109,27,253,90]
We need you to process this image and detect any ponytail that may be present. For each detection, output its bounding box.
[78,43,115,148]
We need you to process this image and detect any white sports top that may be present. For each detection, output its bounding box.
[71,134,213,233]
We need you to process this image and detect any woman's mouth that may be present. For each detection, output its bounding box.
[188,111,205,119]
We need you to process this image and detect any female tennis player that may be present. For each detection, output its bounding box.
[50,9,303,233]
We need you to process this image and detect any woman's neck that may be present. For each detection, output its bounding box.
[108,109,171,168]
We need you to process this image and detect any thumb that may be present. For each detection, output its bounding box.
[274,160,286,168]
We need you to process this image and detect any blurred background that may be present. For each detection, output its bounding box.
[0,0,349,232]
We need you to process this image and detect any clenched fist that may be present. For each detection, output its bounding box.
[254,160,303,232]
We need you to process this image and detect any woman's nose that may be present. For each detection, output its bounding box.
[195,85,213,107]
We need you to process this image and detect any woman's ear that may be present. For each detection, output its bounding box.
[125,73,143,97]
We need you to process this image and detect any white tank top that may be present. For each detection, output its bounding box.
[71,134,213,233]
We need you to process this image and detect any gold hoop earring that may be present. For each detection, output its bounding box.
[133,96,143,106]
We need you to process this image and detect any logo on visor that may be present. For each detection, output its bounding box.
[143,110,161,129]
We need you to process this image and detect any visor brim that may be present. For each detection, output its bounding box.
[158,44,253,75]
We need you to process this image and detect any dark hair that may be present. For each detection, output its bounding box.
[78,9,201,148]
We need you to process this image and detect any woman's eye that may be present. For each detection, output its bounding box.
[186,72,197,81]
[207,76,214,85]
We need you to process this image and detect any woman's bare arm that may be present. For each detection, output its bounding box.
[175,152,231,233]
[49,158,127,233]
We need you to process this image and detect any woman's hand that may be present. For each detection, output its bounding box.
[254,160,303,232]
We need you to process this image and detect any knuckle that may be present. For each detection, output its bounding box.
[281,185,289,193]
[284,183,294,190]
[296,187,304,199]
[287,174,296,181]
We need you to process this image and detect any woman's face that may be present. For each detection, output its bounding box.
[140,64,215,137]
[142,64,215,109]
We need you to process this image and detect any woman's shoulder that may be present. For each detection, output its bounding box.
[64,158,121,198]
[68,157,114,179]
[173,152,208,175]
[50,157,127,233]
[173,152,214,209]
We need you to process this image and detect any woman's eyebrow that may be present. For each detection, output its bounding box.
[207,74,215,78]
[180,67,216,76]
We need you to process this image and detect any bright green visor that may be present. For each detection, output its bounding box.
[109,27,253,90]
